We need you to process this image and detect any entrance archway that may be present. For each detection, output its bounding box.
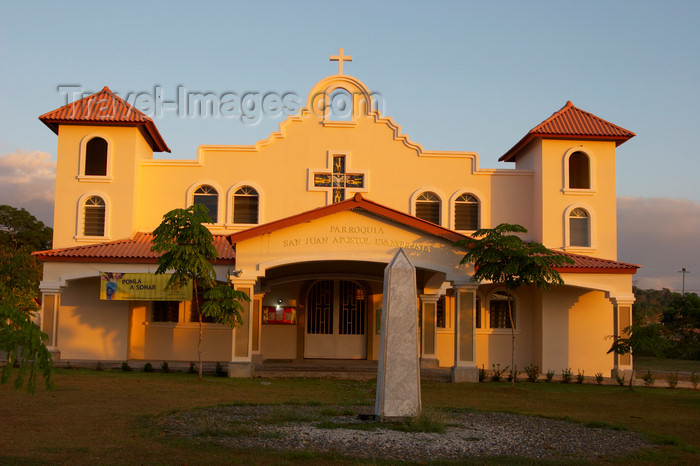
[304,279,367,359]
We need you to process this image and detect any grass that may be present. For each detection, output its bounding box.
[1,368,699,464]
[635,356,700,373]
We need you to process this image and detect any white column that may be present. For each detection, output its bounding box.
[451,283,479,382]
[610,295,635,379]
[39,284,62,360]
[419,294,440,369]
[251,293,264,365]
[228,279,256,378]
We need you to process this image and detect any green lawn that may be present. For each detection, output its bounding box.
[635,356,700,374]
[1,369,699,465]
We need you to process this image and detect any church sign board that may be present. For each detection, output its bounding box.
[100,272,192,301]
[233,209,470,283]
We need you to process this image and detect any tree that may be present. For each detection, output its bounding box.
[151,204,249,379]
[607,322,671,389]
[0,245,42,313]
[456,223,574,387]
[0,288,54,393]
[660,292,700,359]
[609,293,699,385]
[0,205,53,251]
[202,284,248,328]
[0,229,53,393]
[633,287,675,325]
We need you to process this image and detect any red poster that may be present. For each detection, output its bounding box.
[262,306,297,324]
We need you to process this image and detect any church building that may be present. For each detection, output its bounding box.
[35,50,638,381]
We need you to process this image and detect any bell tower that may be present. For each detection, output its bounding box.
[39,87,170,248]
[499,101,635,260]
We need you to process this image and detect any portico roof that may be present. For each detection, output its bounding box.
[552,250,639,274]
[226,193,468,244]
[33,232,235,264]
[33,197,638,275]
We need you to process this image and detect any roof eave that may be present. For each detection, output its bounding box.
[227,194,468,244]
[37,117,170,153]
[499,133,634,163]
[555,267,638,274]
[35,255,235,264]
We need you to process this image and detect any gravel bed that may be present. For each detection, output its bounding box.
[158,405,653,461]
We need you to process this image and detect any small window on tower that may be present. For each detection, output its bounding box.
[569,208,591,247]
[568,151,590,189]
[83,196,105,236]
[85,137,108,176]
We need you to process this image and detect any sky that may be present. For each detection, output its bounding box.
[0,0,698,292]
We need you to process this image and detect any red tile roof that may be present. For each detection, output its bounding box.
[500,101,635,162]
[33,201,637,275]
[38,86,170,152]
[552,250,639,274]
[34,232,235,264]
[227,193,468,244]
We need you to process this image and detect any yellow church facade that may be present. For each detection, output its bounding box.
[35,51,638,381]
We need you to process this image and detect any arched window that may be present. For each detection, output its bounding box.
[415,192,440,224]
[193,185,218,223]
[489,290,514,329]
[569,208,590,247]
[454,193,479,230]
[84,137,108,176]
[233,186,259,224]
[83,196,105,236]
[568,151,590,189]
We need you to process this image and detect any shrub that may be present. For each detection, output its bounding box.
[478,364,487,382]
[615,373,626,386]
[161,361,170,373]
[545,369,555,382]
[215,362,226,377]
[491,364,509,382]
[641,370,655,386]
[399,409,446,434]
[691,371,699,390]
[524,364,539,382]
[188,362,197,374]
[143,362,154,373]
[666,371,678,389]
[595,372,604,385]
[121,361,132,372]
[96,361,104,372]
[507,366,519,383]
[576,370,584,384]
[561,368,572,384]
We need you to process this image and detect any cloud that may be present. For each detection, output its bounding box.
[618,197,700,293]
[0,150,56,226]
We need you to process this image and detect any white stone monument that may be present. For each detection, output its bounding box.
[375,249,421,419]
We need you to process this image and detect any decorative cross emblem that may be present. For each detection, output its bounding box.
[310,154,366,203]
[330,47,352,75]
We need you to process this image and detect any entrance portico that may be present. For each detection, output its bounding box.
[227,194,475,374]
